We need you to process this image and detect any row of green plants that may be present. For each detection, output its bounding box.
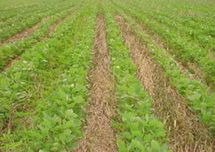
[130,0,215,29]
[0,4,83,70]
[144,11,214,51]
[0,3,50,23]
[112,0,215,89]
[112,0,215,67]
[0,3,96,151]
[0,6,82,141]
[112,6,215,134]
[105,5,170,152]
[0,0,38,10]
[0,0,79,42]
[0,4,38,21]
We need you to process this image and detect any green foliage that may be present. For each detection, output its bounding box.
[112,0,215,86]
[1,0,214,151]
[0,4,96,151]
[105,7,170,152]
[0,1,82,70]
[111,2,215,134]
[0,0,79,41]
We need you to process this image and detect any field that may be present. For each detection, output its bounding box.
[0,0,215,151]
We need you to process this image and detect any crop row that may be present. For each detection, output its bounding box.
[1,0,214,151]
[112,0,215,88]
[0,0,38,10]
[110,1,215,134]
[0,4,39,21]
[105,4,170,152]
[0,0,80,42]
[123,0,215,30]
[0,2,97,151]
[0,3,84,71]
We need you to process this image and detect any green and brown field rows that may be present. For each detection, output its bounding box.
[0,0,215,151]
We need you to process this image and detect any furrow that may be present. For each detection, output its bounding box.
[41,11,74,39]
[0,16,50,46]
[74,16,117,152]
[137,22,208,86]
[116,15,214,152]
[0,11,73,72]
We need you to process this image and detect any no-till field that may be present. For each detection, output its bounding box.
[0,0,215,151]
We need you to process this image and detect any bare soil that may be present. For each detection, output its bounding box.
[74,16,117,152]
[116,15,214,152]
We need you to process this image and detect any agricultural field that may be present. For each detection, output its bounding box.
[0,0,214,151]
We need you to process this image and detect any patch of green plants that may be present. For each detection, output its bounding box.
[105,6,170,152]
[0,4,96,151]
[112,0,215,87]
[0,3,83,70]
[115,8,215,134]
[0,0,79,42]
